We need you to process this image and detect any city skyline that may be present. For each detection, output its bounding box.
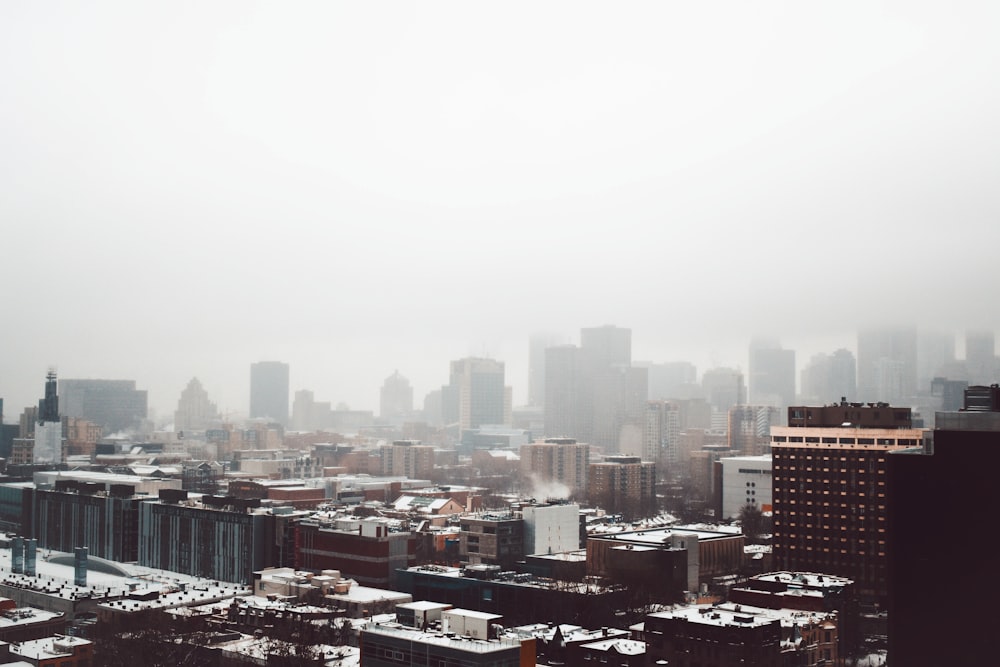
[3,3,999,422]
[0,323,994,426]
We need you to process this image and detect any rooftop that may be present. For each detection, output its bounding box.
[363,622,524,653]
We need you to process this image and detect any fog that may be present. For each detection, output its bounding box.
[2,2,999,420]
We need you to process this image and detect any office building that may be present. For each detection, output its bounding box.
[379,370,414,422]
[771,401,924,603]
[58,378,147,435]
[173,377,219,432]
[588,455,656,520]
[249,361,289,426]
[445,358,511,431]
[887,385,1000,667]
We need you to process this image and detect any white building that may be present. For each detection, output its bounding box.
[719,455,772,520]
[521,502,579,556]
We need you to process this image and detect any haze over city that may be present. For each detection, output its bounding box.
[3,1,999,420]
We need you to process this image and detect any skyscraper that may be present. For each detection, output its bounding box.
[542,325,646,452]
[701,367,746,414]
[249,361,289,426]
[964,329,996,385]
[748,337,796,410]
[528,332,562,408]
[856,326,917,405]
[34,370,62,463]
[173,377,219,432]
[446,357,511,431]
[379,370,414,422]
[543,345,580,438]
[800,349,857,405]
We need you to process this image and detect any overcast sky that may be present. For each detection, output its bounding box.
[2,1,998,422]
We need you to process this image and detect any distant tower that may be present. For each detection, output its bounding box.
[446,358,511,431]
[857,326,917,404]
[174,377,220,432]
[965,330,996,385]
[250,361,289,426]
[39,369,59,422]
[380,370,414,422]
[748,336,796,410]
[529,333,563,408]
[33,370,63,463]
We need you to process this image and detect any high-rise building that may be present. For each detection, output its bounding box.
[887,386,1000,666]
[748,337,796,410]
[701,367,746,414]
[645,400,681,469]
[645,361,699,400]
[856,326,917,405]
[519,438,589,499]
[800,349,857,405]
[771,401,924,603]
[173,377,219,432]
[33,370,62,463]
[379,370,413,422]
[59,378,148,435]
[728,405,780,457]
[528,332,562,408]
[964,329,996,385]
[446,357,511,431]
[544,325,646,452]
[588,455,656,520]
[544,344,580,438]
[249,361,289,426]
[917,329,956,390]
[591,364,647,454]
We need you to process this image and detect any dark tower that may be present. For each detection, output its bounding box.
[39,369,59,423]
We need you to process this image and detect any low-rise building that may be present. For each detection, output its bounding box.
[360,622,534,667]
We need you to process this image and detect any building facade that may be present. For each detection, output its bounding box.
[58,378,148,434]
[887,386,1000,667]
[587,455,656,520]
[771,402,923,602]
[518,438,589,499]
